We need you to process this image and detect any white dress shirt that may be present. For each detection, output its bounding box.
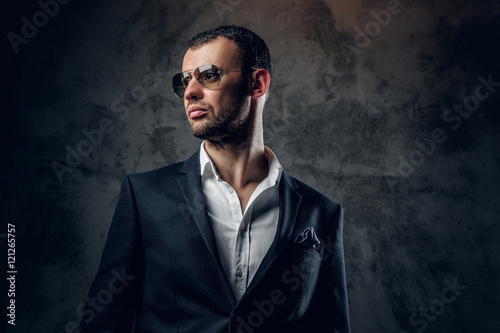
[200,141,283,301]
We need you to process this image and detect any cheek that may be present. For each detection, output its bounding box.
[204,91,224,109]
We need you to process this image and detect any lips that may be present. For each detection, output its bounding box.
[187,105,208,119]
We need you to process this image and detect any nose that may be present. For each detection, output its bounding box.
[184,77,204,101]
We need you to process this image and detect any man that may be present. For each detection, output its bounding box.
[79,25,350,333]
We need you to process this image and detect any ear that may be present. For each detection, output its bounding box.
[248,69,271,99]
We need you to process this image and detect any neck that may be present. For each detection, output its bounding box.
[205,135,267,189]
[204,110,268,188]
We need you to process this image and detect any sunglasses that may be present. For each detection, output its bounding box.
[172,64,250,98]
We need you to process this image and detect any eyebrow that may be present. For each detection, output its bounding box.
[181,64,219,73]
[181,64,207,73]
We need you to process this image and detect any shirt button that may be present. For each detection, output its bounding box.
[227,188,234,194]
[239,225,245,233]
[236,269,243,277]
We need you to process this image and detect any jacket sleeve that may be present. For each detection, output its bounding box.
[78,176,143,333]
[308,204,351,333]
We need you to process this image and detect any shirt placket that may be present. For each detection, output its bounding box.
[225,184,251,300]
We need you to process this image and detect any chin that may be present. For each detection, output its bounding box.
[190,126,210,139]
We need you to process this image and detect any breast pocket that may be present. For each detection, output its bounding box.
[279,243,322,318]
[235,242,322,332]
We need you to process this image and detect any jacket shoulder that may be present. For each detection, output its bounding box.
[130,161,184,178]
[125,161,185,189]
[287,173,341,210]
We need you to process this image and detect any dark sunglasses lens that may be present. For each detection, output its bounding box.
[172,65,221,98]
[197,65,220,88]
[172,73,185,98]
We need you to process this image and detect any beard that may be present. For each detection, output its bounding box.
[189,82,252,148]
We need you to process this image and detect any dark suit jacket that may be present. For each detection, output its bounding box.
[78,150,350,333]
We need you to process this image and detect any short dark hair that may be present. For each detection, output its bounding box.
[187,25,271,75]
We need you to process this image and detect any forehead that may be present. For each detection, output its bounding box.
[182,37,242,72]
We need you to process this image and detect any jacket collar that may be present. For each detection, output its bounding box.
[240,170,302,302]
[176,150,236,304]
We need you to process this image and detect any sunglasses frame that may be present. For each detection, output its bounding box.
[172,64,251,98]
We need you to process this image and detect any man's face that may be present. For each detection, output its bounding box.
[181,37,251,145]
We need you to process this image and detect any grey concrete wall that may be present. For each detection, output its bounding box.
[1,0,499,332]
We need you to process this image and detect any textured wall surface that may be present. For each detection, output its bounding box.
[1,0,499,332]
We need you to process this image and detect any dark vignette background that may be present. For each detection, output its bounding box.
[1,0,499,332]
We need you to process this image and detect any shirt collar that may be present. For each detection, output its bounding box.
[200,141,221,180]
[199,141,283,185]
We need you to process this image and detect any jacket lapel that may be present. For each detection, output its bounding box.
[241,171,302,301]
[176,150,236,304]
